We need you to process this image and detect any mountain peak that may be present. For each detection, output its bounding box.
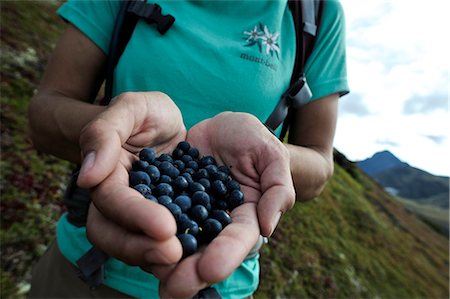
[357,150,408,176]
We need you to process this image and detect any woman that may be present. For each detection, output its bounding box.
[28,0,349,298]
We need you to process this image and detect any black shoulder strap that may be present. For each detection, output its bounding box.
[265,0,324,140]
[103,0,174,105]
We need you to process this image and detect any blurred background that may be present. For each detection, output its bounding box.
[1,1,448,298]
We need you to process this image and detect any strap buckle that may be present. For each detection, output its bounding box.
[128,1,175,35]
[283,76,312,109]
[264,76,312,132]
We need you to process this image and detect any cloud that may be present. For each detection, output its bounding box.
[337,0,450,176]
[376,138,399,147]
[403,93,448,114]
[339,93,371,116]
[423,135,446,144]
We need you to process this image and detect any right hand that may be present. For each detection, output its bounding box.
[78,91,187,269]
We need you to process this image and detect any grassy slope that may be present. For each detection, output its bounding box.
[394,197,449,236]
[1,2,448,299]
[1,1,72,297]
[256,165,449,298]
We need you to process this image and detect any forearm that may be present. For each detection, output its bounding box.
[283,93,339,201]
[286,143,334,201]
[28,91,106,163]
[28,24,109,163]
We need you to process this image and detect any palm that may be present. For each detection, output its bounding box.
[156,112,296,298]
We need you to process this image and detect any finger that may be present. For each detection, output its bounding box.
[158,253,208,299]
[141,264,176,282]
[257,153,296,236]
[77,99,136,188]
[161,202,260,298]
[86,204,182,266]
[91,163,178,240]
[197,202,260,283]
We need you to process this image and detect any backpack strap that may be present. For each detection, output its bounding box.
[103,0,175,105]
[265,0,323,140]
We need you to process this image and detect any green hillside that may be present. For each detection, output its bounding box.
[256,155,449,298]
[373,165,449,208]
[1,2,448,299]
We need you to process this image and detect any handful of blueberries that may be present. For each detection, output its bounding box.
[129,141,244,258]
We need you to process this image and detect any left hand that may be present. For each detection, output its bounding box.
[156,112,296,298]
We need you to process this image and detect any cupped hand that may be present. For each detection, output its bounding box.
[157,112,296,298]
[78,91,187,268]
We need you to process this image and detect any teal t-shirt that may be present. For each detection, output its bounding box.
[57,0,349,298]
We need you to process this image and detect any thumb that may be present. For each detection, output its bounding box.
[77,117,125,188]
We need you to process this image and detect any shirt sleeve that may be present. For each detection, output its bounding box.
[57,0,121,54]
[304,0,350,101]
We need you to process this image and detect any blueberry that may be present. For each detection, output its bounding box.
[193,168,209,180]
[177,218,199,236]
[187,147,199,159]
[129,171,151,187]
[172,148,184,160]
[172,160,185,170]
[190,205,209,223]
[154,183,174,197]
[211,209,231,227]
[181,172,194,184]
[159,175,172,184]
[197,178,211,191]
[158,153,173,162]
[189,182,206,194]
[214,199,228,211]
[181,154,193,164]
[227,179,241,191]
[178,233,198,258]
[158,195,172,206]
[182,168,195,176]
[211,180,227,197]
[159,161,172,173]
[173,176,189,192]
[218,165,231,175]
[227,189,244,209]
[186,160,199,171]
[144,194,158,203]
[177,141,191,152]
[192,191,210,207]
[133,184,152,196]
[204,164,218,175]
[144,165,160,183]
[139,148,156,164]
[174,195,192,213]
[177,213,190,224]
[132,160,149,172]
[202,218,223,242]
[199,155,216,167]
[165,165,180,179]
[212,171,229,182]
[165,202,182,219]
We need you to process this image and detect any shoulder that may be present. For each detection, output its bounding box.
[57,0,122,54]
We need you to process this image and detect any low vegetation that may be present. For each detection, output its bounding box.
[1,2,448,298]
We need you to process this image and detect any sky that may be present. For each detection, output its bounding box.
[335,0,450,176]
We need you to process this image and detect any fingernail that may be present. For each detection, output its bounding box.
[271,211,282,235]
[79,151,96,177]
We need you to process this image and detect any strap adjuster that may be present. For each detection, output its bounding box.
[264,76,312,132]
[283,76,312,108]
[128,1,175,35]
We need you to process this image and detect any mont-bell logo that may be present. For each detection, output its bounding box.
[243,22,280,59]
[240,22,280,71]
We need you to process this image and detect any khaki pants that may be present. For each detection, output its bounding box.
[28,241,132,299]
